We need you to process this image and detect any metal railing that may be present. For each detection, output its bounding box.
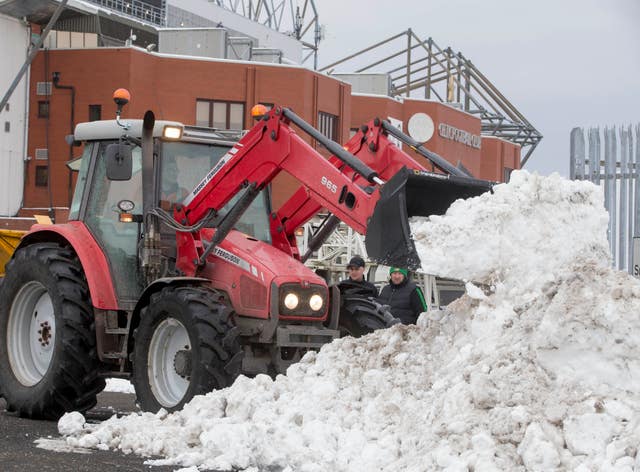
[84,0,165,25]
[570,125,640,272]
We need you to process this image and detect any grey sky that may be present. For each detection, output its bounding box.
[315,0,640,177]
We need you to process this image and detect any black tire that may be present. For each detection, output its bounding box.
[338,297,396,338]
[0,243,105,420]
[132,286,243,412]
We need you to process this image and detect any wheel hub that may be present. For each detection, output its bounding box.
[38,321,52,346]
[7,281,56,386]
[173,348,192,378]
[147,318,191,408]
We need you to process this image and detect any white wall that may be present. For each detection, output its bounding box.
[0,13,28,216]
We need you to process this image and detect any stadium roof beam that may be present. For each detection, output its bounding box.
[320,28,542,167]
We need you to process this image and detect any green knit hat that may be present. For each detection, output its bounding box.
[389,267,408,277]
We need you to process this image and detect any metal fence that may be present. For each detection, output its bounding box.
[570,125,640,272]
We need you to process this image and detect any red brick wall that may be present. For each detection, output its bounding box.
[480,137,521,182]
[25,48,351,214]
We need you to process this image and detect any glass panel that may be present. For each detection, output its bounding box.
[160,141,271,243]
[68,144,93,220]
[233,191,272,243]
[89,104,101,122]
[35,166,48,187]
[160,141,229,206]
[229,103,244,130]
[85,143,143,301]
[212,102,227,129]
[196,100,210,127]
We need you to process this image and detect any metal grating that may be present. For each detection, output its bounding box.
[35,148,49,160]
[36,82,51,96]
[571,124,640,273]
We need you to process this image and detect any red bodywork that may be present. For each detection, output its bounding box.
[19,111,424,320]
[276,118,428,251]
[19,222,119,309]
[175,111,426,274]
[194,228,327,320]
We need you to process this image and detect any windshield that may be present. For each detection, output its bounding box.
[160,141,272,243]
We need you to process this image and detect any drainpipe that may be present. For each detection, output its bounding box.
[52,71,75,207]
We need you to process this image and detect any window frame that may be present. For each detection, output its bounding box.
[196,99,245,130]
[317,111,339,142]
[35,165,49,187]
[88,104,102,122]
[37,100,49,118]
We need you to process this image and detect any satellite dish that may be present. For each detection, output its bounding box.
[407,113,435,143]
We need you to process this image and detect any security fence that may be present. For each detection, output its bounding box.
[570,125,640,273]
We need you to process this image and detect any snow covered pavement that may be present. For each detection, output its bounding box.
[58,171,640,471]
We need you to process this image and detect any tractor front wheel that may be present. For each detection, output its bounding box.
[338,297,399,338]
[132,286,243,412]
[0,243,105,420]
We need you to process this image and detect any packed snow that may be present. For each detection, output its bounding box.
[104,378,136,394]
[59,171,640,471]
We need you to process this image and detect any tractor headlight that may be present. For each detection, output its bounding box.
[278,283,328,318]
[283,293,299,310]
[163,125,183,140]
[309,294,324,311]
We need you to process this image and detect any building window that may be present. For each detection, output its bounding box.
[35,166,49,187]
[196,100,244,130]
[4,103,9,111]
[318,111,338,141]
[89,104,101,121]
[38,101,49,118]
[4,122,9,133]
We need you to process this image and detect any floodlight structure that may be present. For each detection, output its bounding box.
[210,0,322,67]
[321,29,542,166]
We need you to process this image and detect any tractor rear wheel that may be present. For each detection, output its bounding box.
[0,243,105,420]
[132,286,243,412]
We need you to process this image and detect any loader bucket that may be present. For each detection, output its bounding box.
[365,167,493,270]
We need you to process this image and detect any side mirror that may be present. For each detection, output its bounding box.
[105,143,132,181]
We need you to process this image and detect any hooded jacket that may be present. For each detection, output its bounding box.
[377,277,427,324]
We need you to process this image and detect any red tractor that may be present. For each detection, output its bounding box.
[0,91,491,418]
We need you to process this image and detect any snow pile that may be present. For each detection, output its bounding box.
[104,378,136,394]
[60,171,640,470]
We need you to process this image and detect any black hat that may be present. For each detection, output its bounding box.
[347,255,365,268]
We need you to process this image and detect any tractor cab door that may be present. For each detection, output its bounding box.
[82,141,143,305]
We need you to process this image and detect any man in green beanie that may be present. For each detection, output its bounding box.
[377,267,428,324]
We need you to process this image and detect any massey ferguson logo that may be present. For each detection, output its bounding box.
[438,123,481,149]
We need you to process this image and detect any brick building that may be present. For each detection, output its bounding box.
[21,46,519,222]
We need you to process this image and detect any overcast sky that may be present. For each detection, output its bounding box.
[313,0,640,177]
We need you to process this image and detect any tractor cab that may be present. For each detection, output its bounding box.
[68,118,272,306]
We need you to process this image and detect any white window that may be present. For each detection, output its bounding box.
[196,100,245,130]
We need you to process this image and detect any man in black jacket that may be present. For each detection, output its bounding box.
[377,267,428,324]
[339,255,378,298]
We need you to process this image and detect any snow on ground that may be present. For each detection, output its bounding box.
[104,378,136,394]
[59,171,640,471]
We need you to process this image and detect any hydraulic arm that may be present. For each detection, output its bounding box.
[174,106,492,273]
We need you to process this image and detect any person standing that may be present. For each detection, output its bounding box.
[377,267,427,324]
[339,255,378,298]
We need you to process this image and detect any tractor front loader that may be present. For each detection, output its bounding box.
[0,90,491,419]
